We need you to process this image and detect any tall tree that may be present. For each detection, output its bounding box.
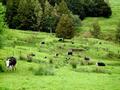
[13,0,43,31]
[56,14,75,39]
[34,0,43,31]
[41,0,54,32]
[57,0,70,16]
[0,3,5,48]
[5,0,20,28]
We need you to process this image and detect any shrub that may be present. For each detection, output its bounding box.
[90,20,101,39]
[70,59,78,69]
[28,66,34,71]
[80,60,95,65]
[34,64,55,76]
[56,14,75,39]
[106,51,120,59]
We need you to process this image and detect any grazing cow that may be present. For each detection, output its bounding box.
[6,57,17,70]
[58,38,64,42]
[44,56,47,59]
[55,53,59,57]
[84,56,90,61]
[68,49,73,56]
[71,42,74,44]
[96,62,106,66]
[41,41,45,44]
[99,42,102,45]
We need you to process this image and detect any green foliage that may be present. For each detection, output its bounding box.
[70,59,78,69]
[41,0,55,32]
[56,14,75,39]
[0,3,5,48]
[66,0,86,20]
[57,0,70,16]
[90,20,101,39]
[115,21,120,43]
[34,64,55,76]
[5,0,20,28]
[0,61,4,72]
[0,0,7,5]
[49,0,112,19]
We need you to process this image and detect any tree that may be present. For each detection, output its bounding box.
[0,23,4,48]
[56,14,75,39]
[0,0,7,5]
[66,0,86,20]
[57,0,70,16]
[13,0,43,31]
[0,3,5,48]
[93,0,112,17]
[90,20,101,39]
[41,0,55,32]
[116,21,120,43]
[5,0,20,28]
[33,0,43,31]
[48,0,60,6]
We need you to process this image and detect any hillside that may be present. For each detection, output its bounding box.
[0,0,120,90]
[82,0,120,34]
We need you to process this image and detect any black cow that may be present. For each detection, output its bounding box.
[41,41,45,44]
[68,51,73,55]
[6,57,17,70]
[84,56,90,61]
[58,38,64,42]
[96,62,106,66]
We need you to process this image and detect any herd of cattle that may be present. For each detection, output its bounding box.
[5,38,106,71]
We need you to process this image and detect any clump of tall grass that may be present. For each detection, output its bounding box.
[75,66,111,74]
[70,59,79,69]
[0,62,4,72]
[33,64,55,76]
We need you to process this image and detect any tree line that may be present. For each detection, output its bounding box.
[1,0,111,30]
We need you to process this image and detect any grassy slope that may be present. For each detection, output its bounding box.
[0,0,120,90]
[81,0,120,35]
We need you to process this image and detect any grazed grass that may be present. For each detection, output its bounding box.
[0,0,120,90]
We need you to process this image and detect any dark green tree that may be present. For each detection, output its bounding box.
[34,0,43,31]
[5,0,20,28]
[57,0,70,16]
[41,0,55,32]
[56,14,75,39]
[0,3,5,48]
[13,0,42,31]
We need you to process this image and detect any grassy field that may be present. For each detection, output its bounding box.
[0,0,120,90]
